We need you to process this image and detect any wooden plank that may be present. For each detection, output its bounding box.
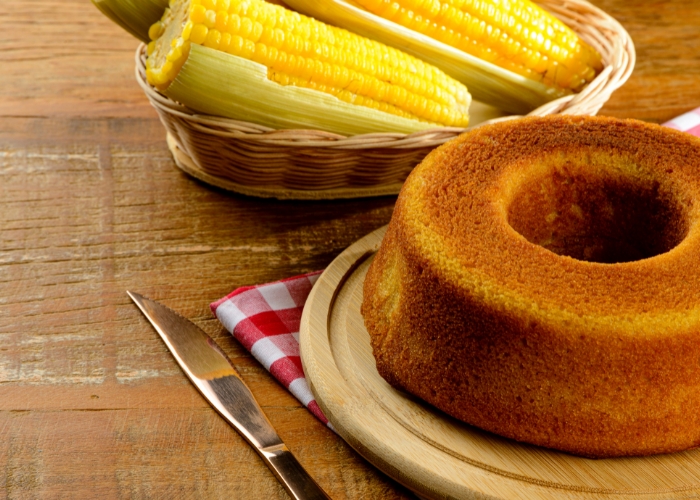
[0,0,152,118]
[0,114,404,498]
[591,0,700,122]
[0,407,408,499]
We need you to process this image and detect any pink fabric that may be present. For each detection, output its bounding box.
[663,106,700,136]
[211,108,700,427]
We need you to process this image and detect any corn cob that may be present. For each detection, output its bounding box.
[283,0,604,113]
[351,0,603,93]
[145,0,471,132]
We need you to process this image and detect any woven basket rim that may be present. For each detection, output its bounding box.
[134,0,636,199]
[135,0,635,150]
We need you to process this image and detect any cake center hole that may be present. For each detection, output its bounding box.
[506,165,689,263]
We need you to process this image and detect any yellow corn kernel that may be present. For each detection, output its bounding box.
[204,28,222,49]
[220,32,232,52]
[166,46,183,61]
[204,9,217,28]
[181,21,194,41]
[146,0,471,127]
[189,4,207,23]
[189,24,208,44]
[148,21,164,41]
[215,11,229,31]
[353,0,603,93]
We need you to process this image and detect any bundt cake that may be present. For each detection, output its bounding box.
[361,115,700,458]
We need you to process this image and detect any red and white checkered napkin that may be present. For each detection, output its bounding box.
[664,106,700,135]
[210,271,334,430]
[210,108,700,427]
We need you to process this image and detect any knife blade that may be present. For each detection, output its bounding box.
[127,291,331,500]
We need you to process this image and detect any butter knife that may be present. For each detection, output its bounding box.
[127,291,331,500]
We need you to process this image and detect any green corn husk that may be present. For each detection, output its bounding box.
[92,0,169,43]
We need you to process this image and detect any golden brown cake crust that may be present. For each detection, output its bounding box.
[361,115,700,458]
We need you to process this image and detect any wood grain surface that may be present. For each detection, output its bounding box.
[1,1,699,499]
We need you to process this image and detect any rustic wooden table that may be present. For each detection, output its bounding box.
[1,1,699,498]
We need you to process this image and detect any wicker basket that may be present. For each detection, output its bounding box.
[135,0,635,200]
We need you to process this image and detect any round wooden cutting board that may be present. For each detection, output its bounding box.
[299,225,700,500]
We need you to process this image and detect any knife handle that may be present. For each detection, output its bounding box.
[261,444,331,499]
